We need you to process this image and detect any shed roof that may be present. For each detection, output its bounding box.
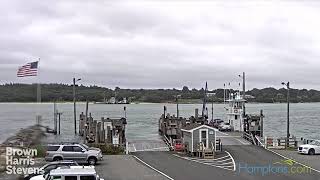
[181,124,218,132]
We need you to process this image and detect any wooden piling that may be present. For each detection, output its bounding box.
[101,118,105,143]
[195,108,199,119]
[260,110,264,137]
[53,101,57,134]
[93,120,97,141]
[58,112,61,135]
[79,112,84,135]
[97,122,101,143]
[107,126,111,143]
[85,100,89,120]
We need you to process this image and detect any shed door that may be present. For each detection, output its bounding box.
[200,130,207,147]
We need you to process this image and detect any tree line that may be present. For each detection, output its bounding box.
[1,83,320,103]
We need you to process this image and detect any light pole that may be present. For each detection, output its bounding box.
[73,77,81,135]
[176,95,181,118]
[238,72,246,116]
[281,81,290,149]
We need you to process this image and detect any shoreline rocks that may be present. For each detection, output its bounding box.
[0,125,46,173]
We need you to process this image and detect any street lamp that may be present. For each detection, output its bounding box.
[73,78,81,135]
[281,81,290,149]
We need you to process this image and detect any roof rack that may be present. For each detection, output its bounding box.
[48,142,82,145]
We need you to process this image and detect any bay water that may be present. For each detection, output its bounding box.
[0,103,319,143]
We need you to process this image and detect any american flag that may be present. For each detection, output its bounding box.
[17,61,39,77]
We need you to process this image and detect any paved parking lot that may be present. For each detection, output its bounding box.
[95,155,167,180]
[0,155,167,180]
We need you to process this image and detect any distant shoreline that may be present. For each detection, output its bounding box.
[0,101,319,104]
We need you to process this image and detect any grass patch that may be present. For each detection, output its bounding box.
[30,145,47,157]
[89,144,124,155]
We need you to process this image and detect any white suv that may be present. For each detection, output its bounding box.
[298,140,320,155]
[45,143,103,165]
[31,166,104,180]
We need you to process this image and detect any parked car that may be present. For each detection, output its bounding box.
[24,160,79,180]
[45,143,103,165]
[298,140,320,155]
[30,166,103,180]
[209,119,224,128]
[173,139,184,151]
[218,123,232,131]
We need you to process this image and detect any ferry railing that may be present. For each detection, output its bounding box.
[242,132,254,144]
[255,135,264,148]
[251,133,257,145]
[163,135,173,150]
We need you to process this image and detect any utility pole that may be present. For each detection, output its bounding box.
[286,82,290,149]
[73,78,76,134]
[282,81,290,149]
[211,101,214,121]
[73,77,81,135]
[242,72,246,116]
[176,95,180,118]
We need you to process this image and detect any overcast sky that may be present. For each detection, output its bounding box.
[1,1,320,90]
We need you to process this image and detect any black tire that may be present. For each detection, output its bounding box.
[53,157,63,161]
[308,149,315,155]
[88,157,97,165]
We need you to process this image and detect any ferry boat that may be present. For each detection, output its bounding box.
[158,73,265,153]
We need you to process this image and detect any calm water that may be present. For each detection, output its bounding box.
[0,103,319,143]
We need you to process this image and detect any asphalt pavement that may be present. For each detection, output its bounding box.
[133,146,320,180]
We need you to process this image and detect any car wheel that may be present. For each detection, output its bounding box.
[88,157,97,165]
[53,157,63,161]
[308,149,315,155]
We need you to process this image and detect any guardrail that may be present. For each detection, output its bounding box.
[264,136,298,149]
[277,138,298,148]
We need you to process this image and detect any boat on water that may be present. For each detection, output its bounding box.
[94,97,130,104]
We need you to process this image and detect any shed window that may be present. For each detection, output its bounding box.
[65,176,77,180]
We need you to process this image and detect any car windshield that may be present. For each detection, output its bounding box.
[309,141,320,146]
[81,144,89,150]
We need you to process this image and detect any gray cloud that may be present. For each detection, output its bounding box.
[1,1,320,90]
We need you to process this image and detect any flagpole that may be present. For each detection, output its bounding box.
[37,58,41,103]
[36,58,41,125]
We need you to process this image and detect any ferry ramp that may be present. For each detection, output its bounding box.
[216,131,252,146]
[128,139,170,152]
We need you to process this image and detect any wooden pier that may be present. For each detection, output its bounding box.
[78,112,127,146]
